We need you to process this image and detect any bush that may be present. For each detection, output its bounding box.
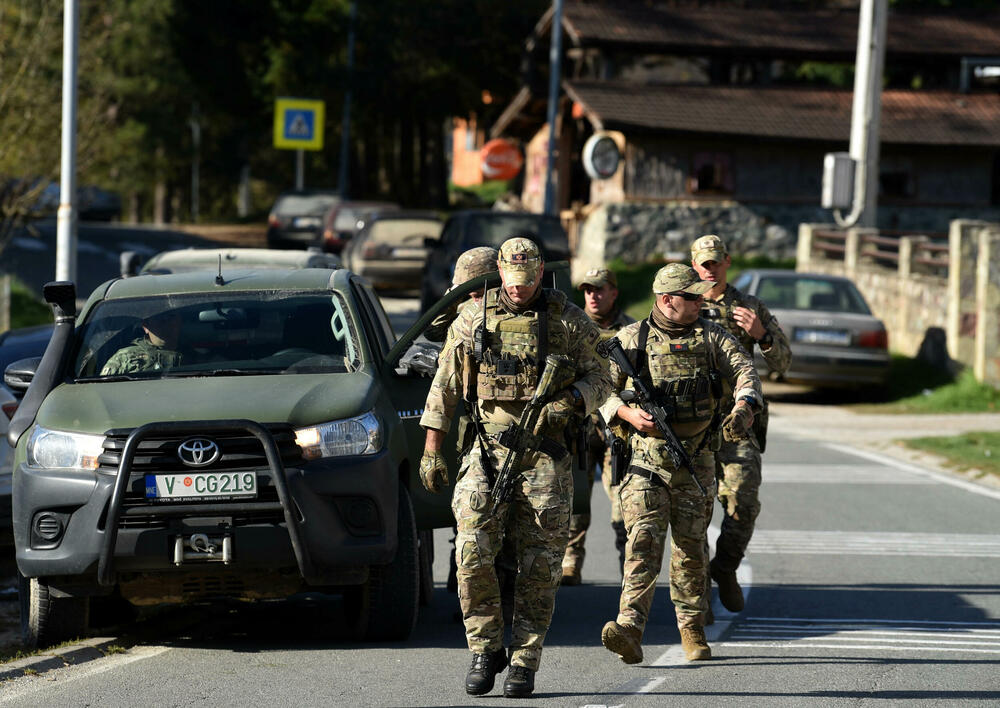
[8,276,52,329]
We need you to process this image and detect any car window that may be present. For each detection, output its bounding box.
[758,277,872,314]
[333,204,398,232]
[350,279,397,356]
[368,218,442,245]
[275,194,339,216]
[731,273,752,291]
[461,215,567,256]
[73,291,362,379]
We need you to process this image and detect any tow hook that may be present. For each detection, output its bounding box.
[173,533,233,565]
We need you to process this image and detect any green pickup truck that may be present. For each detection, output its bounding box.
[5,267,472,648]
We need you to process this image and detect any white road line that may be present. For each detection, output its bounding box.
[745,617,1000,626]
[824,443,1000,501]
[0,645,172,704]
[748,530,1000,557]
[718,642,1000,654]
[763,464,934,484]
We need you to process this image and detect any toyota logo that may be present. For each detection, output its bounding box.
[177,438,220,468]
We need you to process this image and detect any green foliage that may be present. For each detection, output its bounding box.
[903,432,1000,481]
[874,365,1000,413]
[9,277,53,329]
[794,62,854,88]
[448,180,514,209]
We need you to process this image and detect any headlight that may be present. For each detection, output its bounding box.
[295,411,382,459]
[26,426,105,471]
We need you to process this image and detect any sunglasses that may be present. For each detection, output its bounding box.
[669,291,703,302]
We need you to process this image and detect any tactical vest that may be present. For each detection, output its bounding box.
[638,319,719,425]
[474,288,573,401]
[700,286,755,353]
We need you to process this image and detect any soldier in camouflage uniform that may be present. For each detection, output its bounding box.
[690,235,791,617]
[561,267,636,585]
[424,246,499,343]
[101,311,183,375]
[599,264,761,665]
[419,237,611,698]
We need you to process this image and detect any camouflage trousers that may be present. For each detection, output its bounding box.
[616,444,715,633]
[452,444,573,671]
[563,437,621,573]
[706,436,762,572]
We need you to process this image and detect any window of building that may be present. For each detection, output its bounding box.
[690,152,733,194]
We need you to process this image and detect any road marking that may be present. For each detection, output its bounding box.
[0,645,171,704]
[748,530,1000,557]
[825,443,1000,501]
[763,463,934,484]
[720,617,1000,655]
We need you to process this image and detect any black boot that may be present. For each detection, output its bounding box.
[611,521,627,576]
[503,665,535,698]
[465,649,508,695]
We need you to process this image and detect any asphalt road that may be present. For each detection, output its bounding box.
[2,413,998,706]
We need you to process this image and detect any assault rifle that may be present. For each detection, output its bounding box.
[596,336,708,497]
[488,354,573,513]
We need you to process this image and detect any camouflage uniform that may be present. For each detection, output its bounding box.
[425,247,499,343]
[562,267,636,581]
[100,337,182,375]
[598,265,761,639]
[692,235,791,584]
[420,239,611,673]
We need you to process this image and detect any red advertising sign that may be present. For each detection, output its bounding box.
[480,139,524,181]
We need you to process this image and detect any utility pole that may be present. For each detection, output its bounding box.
[338,0,358,200]
[190,102,201,222]
[834,0,887,228]
[56,0,79,283]
[542,0,564,216]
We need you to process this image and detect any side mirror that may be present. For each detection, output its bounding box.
[5,357,41,394]
[43,281,76,320]
[120,251,142,278]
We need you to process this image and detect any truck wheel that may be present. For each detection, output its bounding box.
[346,484,419,641]
[417,528,434,607]
[19,572,90,650]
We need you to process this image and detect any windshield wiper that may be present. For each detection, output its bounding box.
[76,374,145,383]
[164,368,279,378]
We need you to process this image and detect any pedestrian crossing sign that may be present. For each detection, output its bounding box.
[273,98,325,151]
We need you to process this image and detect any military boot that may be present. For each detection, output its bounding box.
[503,666,535,698]
[710,558,745,612]
[680,627,712,661]
[601,621,643,664]
[465,649,508,695]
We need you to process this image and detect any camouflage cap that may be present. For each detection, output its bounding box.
[498,237,542,287]
[691,234,728,265]
[652,263,714,295]
[452,246,499,286]
[577,267,617,289]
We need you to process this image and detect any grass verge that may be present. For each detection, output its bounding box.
[8,276,52,329]
[902,432,1000,482]
[852,360,1000,414]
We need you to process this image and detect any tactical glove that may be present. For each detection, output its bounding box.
[534,390,577,435]
[721,404,754,443]
[419,449,449,493]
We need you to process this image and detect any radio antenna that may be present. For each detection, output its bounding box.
[215,254,225,285]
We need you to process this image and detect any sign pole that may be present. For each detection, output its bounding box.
[542,0,565,216]
[56,0,79,283]
[295,150,305,190]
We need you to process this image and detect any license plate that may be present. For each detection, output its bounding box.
[795,328,851,346]
[145,472,257,501]
[293,216,320,228]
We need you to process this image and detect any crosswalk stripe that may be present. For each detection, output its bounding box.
[763,464,934,484]
[748,530,1000,557]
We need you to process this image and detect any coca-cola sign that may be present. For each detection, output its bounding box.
[480,139,524,181]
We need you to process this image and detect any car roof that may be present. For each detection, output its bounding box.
[141,248,340,273]
[99,267,349,302]
[448,209,560,221]
[741,269,854,284]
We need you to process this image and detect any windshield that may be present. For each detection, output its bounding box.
[462,215,568,257]
[73,290,362,380]
[757,276,872,315]
[368,218,442,245]
[274,194,339,216]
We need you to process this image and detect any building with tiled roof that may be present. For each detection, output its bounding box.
[487,1,1000,260]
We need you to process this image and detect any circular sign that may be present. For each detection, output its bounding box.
[480,139,524,181]
[582,133,621,180]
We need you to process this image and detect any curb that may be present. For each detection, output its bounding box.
[0,636,121,681]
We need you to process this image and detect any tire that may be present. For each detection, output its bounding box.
[417,528,434,607]
[345,484,419,641]
[19,572,90,650]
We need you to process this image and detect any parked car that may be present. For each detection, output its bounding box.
[0,325,54,546]
[265,190,340,249]
[5,270,476,648]
[344,211,443,291]
[135,247,341,276]
[320,201,399,254]
[730,269,891,389]
[421,210,571,312]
